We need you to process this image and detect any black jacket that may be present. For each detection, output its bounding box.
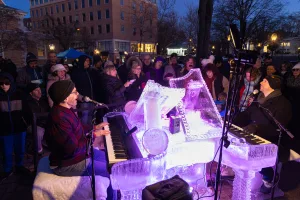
[71,55,94,98]
[234,90,292,143]
[24,96,49,128]
[125,74,148,101]
[0,73,27,135]
[103,74,126,106]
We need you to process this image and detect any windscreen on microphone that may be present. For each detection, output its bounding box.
[83,96,91,102]
[248,89,259,98]
[77,94,85,102]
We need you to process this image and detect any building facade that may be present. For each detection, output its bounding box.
[29,0,158,60]
[0,0,39,67]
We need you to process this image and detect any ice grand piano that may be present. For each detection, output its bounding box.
[104,69,278,200]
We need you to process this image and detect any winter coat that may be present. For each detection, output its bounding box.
[0,73,27,136]
[125,73,148,101]
[102,74,126,106]
[16,65,44,89]
[163,64,182,80]
[46,74,71,107]
[234,90,292,143]
[205,73,229,100]
[24,96,49,128]
[147,67,165,86]
[70,55,95,99]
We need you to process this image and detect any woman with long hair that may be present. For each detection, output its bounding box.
[203,63,229,100]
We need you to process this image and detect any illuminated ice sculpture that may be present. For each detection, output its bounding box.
[169,68,223,140]
[170,69,278,200]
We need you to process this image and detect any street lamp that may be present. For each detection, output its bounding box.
[227,35,231,41]
[212,45,215,49]
[49,44,55,51]
[270,33,278,56]
[94,49,100,55]
[271,33,278,42]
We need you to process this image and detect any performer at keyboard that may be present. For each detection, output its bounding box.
[45,80,115,200]
[234,75,292,194]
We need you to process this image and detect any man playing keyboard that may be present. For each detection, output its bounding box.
[234,75,292,194]
[45,80,115,200]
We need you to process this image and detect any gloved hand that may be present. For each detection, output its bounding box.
[243,124,258,134]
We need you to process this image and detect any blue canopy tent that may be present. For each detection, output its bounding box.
[57,48,91,59]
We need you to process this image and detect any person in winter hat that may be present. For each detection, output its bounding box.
[17,52,44,92]
[234,74,292,194]
[45,80,115,199]
[47,64,70,107]
[0,73,29,180]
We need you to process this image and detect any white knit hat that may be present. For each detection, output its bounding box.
[292,63,300,70]
[51,64,66,73]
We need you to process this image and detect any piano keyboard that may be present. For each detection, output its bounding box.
[104,115,129,165]
[228,123,271,145]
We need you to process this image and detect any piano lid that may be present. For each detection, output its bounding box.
[128,80,185,126]
[169,68,223,140]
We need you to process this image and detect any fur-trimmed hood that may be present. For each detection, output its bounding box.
[126,56,143,70]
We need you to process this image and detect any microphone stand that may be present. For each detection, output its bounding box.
[214,52,243,200]
[259,105,294,200]
[86,109,98,200]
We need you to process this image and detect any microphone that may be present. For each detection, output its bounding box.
[247,89,259,99]
[83,96,109,109]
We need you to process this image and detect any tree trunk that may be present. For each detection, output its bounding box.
[196,0,214,68]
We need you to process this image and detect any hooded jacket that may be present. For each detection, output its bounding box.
[0,73,27,135]
[16,64,44,89]
[70,55,94,98]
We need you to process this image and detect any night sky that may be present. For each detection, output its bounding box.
[3,0,300,18]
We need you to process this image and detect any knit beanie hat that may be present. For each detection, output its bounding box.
[265,75,281,90]
[51,64,66,73]
[26,52,38,64]
[170,53,178,58]
[48,80,75,104]
[155,56,164,63]
[26,83,40,93]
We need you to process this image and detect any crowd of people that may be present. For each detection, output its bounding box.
[0,50,300,197]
